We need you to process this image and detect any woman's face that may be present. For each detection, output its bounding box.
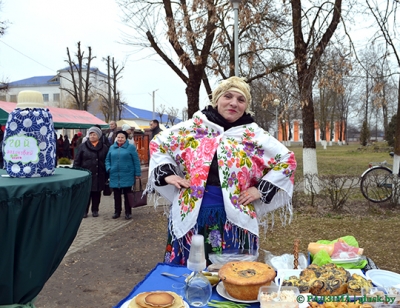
[216,91,247,123]
[116,133,126,143]
[89,132,99,142]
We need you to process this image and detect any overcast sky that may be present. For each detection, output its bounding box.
[0,0,210,117]
[0,0,391,124]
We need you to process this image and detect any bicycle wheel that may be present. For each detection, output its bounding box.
[360,166,393,203]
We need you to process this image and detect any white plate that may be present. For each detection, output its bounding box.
[331,257,362,264]
[366,269,400,287]
[120,297,189,308]
[216,281,258,303]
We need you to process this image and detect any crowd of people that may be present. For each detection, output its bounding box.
[65,119,161,220]
[71,122,146,219]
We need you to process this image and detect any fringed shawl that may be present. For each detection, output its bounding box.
[145,111,297,241]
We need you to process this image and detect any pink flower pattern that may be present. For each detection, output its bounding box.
[152,114,296,222]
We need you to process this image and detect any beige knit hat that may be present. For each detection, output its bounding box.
[211,76,252,113]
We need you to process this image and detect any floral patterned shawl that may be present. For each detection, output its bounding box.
[147,111,296,241]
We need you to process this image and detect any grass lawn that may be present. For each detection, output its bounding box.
[258,141,400,275]
[289,141,393,179]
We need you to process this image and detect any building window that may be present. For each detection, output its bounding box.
[43,94,49,102]
[10,95,17,102]
[53,93,60,102]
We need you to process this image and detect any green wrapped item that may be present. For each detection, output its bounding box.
[311,236,367,269]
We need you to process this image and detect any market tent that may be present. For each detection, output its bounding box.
[0,101,108,129]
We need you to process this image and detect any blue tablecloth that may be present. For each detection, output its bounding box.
[114,263,260,308]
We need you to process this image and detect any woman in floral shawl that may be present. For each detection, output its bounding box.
[146,76,297,266]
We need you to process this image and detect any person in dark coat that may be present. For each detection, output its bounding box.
[0,129,4,168]
[63,135,71,159]
[57,134,64,159]
[71,133,79,159]
[149,119,163,140]
[74,126,109,218]
[106,130,141,220]
[75,132,83,148]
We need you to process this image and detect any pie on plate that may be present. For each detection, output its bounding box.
[218,261,276,301]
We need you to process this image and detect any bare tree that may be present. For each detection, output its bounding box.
[167,106,179,126]
[117,0,291,118]
[0,1,9,93]
[289,0,342,189]
[316,48,352,144]
[181,107,189,121]
[99,56,124,122]
[0,1,6,37]
[365,0,400,174]
[156,104,166,124]
[60,42,96,110]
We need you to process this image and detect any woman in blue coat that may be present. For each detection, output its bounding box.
[106,130,141,219]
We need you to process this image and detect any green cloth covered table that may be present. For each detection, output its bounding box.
[0,168,92,307]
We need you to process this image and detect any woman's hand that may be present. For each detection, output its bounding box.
[165,175,191,189]
[135,176,141,179]
[238,187,261,205]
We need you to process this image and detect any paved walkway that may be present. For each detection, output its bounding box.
[66,195,131,256]
[66,193,168,257]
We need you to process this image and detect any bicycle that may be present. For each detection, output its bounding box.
[360,152,396,203]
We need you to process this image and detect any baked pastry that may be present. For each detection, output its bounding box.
[347,274,373,295]
[218,261,276,300]
[129,292,184,308]
[308,278,348,296]
[282,264,372,296]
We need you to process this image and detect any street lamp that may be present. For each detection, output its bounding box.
[152,89,158,119]
[229,0,241,76]
[273,99,280,139]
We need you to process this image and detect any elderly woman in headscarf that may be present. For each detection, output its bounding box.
[145,76,297,266]
[74,126,109,218]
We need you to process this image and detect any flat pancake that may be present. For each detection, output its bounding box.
[145,293,175,307]
[129,292,184,308]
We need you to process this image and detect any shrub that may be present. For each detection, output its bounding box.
[58,157,72,165]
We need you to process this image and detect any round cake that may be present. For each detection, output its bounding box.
[218,261,276,300]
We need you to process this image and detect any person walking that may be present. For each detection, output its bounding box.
[0,129,4,168]
[146,76,297,265]
[71,133,79,159]
[149,119,162,140]
[106,130,141,220]
[56,134,64,159]
[73,126,109,218]
[62,135,71,159]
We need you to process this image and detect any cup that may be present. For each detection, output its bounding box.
[172,282,186,299]
[187,234,206,272]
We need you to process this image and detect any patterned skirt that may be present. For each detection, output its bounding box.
[164,185,258,266]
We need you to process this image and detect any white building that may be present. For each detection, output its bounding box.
[0,66,108,108]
